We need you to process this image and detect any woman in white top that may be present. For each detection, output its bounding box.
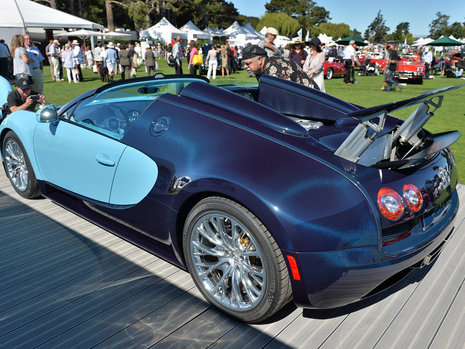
[10,35,33,81]
[206,45,218,80]
[62,44,78,83]
[303,37,326,92]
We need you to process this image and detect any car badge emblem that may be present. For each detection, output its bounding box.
[151,116,170,137]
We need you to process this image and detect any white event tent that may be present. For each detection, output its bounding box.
[225,21,261,47]
[411,37,434,46]
[139,17,187,43]
[1,0,103,46]
[180,21,211,41]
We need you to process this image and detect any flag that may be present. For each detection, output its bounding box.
[171,38,175,47]
[297,29,302,41]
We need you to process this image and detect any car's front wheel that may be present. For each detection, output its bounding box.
[183,197,291,323]
[2,131,40,199]
[326,68,333,79]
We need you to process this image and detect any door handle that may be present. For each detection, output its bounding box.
[96,153,115,166]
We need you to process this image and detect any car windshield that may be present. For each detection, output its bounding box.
[67,78,208,139]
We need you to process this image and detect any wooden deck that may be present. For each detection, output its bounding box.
[0,170,464,349]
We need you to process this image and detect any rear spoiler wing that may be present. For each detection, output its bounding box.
[335,84,463,169]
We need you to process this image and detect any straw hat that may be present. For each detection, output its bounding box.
[72,39,79,45]
[107,42,115,48]
[289,40,305,49]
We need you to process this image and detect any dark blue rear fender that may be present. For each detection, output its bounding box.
[172,165,380,254]
[122,94,380,256]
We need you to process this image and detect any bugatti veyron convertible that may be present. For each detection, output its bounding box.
[0,75,461,322]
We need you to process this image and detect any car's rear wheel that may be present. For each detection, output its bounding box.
[183,197,291,323]
[2,131,40,199]
[326,68,333,79]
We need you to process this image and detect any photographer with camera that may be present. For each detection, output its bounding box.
[6,77,46,116]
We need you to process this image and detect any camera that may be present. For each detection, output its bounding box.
[29,95,40,102]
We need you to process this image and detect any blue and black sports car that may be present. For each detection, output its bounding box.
[0,75,461,322]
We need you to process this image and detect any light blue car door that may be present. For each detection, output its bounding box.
[33,120,125,203]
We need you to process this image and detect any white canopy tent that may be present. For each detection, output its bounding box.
[1,0,103,46]
[205,27,228,38]
[180,21,211,41]
[225,21,260,47]
[139,17,187,43]
[243,23,264,40]
[411,37,434,47]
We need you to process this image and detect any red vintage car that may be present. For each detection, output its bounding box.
[324,57,346,79]
[394,54,425,84]
[366,52,387,70]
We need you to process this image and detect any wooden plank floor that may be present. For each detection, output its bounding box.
[0,170,464,349]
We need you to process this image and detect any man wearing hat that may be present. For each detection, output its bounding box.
[242,45,317,89]
[259,27,280,57]
[49,40,62,82]
[104,42,118,81]
[342,39,359,84]
[6,77,46,116]
[72,40,84,82]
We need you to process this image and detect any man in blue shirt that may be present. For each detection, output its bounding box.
[24,34,45,94]
[104,42,118,81]
[0,40,10,79]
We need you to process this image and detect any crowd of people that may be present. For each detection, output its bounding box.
[1,29,464,117]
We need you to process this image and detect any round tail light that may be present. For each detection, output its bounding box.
[377,187,404,221]
[403,183,423,212]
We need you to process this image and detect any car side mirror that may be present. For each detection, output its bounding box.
[36,105,59,124]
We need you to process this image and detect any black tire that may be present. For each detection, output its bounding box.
[326,68,333,79]
[183,196,292,323]
[2,131,40,199]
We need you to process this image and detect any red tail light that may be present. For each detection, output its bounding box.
[377,187,404,221]
[403,183,423,212]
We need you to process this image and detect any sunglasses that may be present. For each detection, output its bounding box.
[243,57,259,66]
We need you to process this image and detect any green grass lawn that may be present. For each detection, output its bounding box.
[42,58,465,182]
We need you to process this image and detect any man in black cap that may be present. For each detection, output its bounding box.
[6,77,46,116]
[242,45,317,89]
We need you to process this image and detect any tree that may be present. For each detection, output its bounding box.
[429,12,450,39]
[445,21,465,39]
[318,23,352,40]
[364,10,389,43]
[105,0,115,31]
[238,15,260,29]
[352,28,362,39]
[34,0,57,9]
[256,12,300,37]
[265,0,330,29]
[389,22,410,42]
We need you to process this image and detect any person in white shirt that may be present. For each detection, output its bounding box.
[303,37,326,92]
[422,47,433,79]
[49,40,62,81]
[206,44,218,80]
[24,34,45,94]
[72,40,84,81]
[342,40,359,84]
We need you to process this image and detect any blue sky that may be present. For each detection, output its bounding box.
[231,0,465,37]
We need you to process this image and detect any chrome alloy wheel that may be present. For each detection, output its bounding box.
[190,213,266,311]
[4,138,29,192]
